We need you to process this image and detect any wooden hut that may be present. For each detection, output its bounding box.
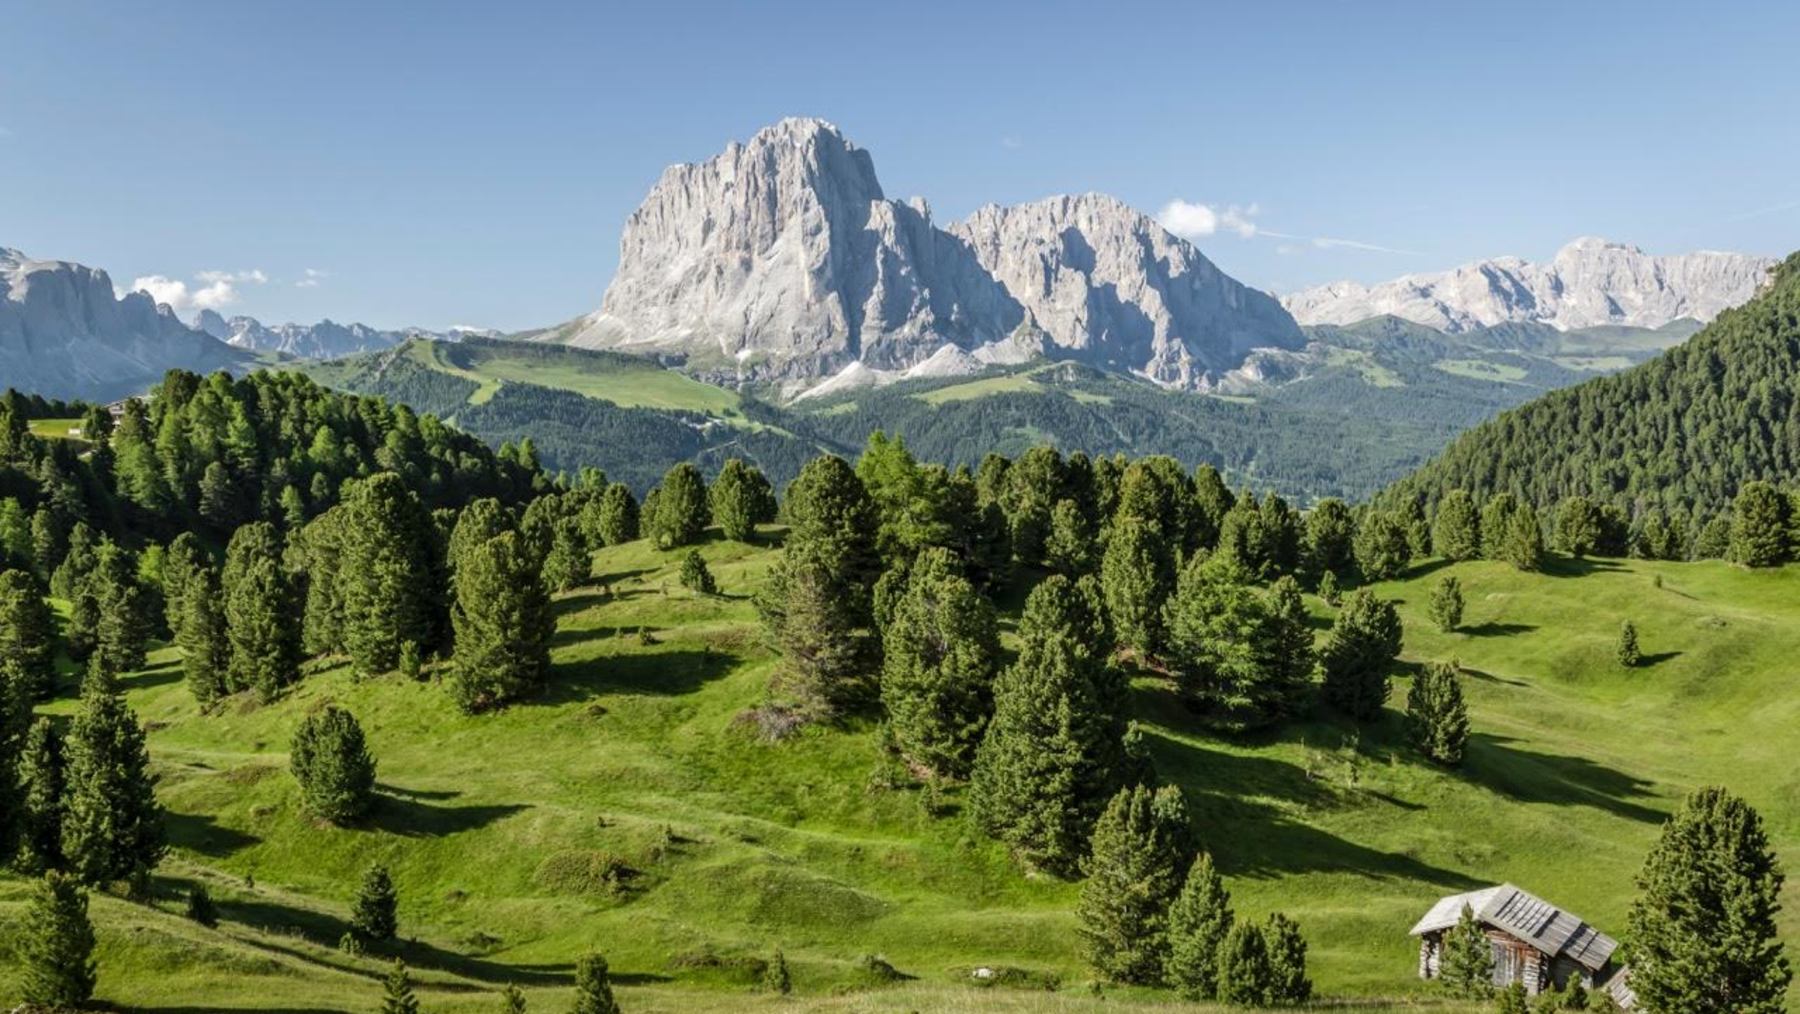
[1411,884,1635,1008]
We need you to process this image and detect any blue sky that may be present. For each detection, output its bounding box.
[2,0,1796,331]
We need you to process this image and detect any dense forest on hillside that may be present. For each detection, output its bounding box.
[1384,253,1800,518]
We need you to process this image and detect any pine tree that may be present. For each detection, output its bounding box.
[450,530,554,712]
[779,454,880,607]
[1432,489,1482,560]
[710,458,765,542]
[969,575,1126,876]
[50,520,98,601]
[1101,514,1174,657]
[186,882,218,926]
[1626,786,1791,1013]
[500,984,529,1013]
[1617,620,1641,668]
[178,565,231,705]
[61,668,165,885]
[595,482,640,546]
[290,704,378,823]
[1428,575,1465,633]
[1303,498,1355,578]
[1730,481,1791,567]
[1076,784,1191,983]
[0,567,57,700]
[16,717,66,873]
[352,863,399,942]
[763,948,792,995]
[1439,903,1495,997]
[18,871,98,1008]
[1479,493,1522,561]
[222,522,300,701]
[1163,555,1299,729]
[1262,576,1316,722]
[542,515,592,592]
[379,959,420,1014]
[649,462,708,548]
[677,549,716,595]
[1045,497,1097,575]
[90,540,152,677]
[571,951,621,1014]
[1165,852,1233,999]
[161,532,209,633]
[1405,661,1470,766]
[1353,510,1412,580]
[1554,496,1604,558]
[1318,589,1403,721]
[1317,569,1341,606]
[1503,504,1546,572]
[1214,920,1274,1005]
[1496,982,1530,1014]
[338,473,435,676]
[1263,912,1312,1004]
[762,542,875,715]
[879,547,1000,780]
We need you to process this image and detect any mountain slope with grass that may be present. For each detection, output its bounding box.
[1382,251,1799,517]
[4,530,1798,1010]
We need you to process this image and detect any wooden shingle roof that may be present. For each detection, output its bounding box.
[1409,883,1620,972]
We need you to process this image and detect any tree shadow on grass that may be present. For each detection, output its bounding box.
[164,809,262,858]
[124,659,185,690]
[1637,651,1682,668]
[364,792,528,838]
[543,647,736,702]
[1463,621,1537,637]
[1542,555,1628,578]
[1460,733,1664,824]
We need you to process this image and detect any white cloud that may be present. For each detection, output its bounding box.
[1157,199,1260,241]
[130,268,267,313]
[1259,229,1420,257]
[1000,135,1023,150]
[295,267,327,289]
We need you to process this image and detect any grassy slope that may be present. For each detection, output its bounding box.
[6,540,1797,1011]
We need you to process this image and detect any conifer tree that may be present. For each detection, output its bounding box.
[1479,493,1522,560]
[1432,489,1482,560]
[1101,514,1174,657]
[595,482,640,546]
[1617,620,1640,668]
[1045,497,1097,575]
[762,543,875,715]
[50,521,98,600]
[1439,903,1494,997]
[1214,496,1269,577]
[1554,496,1604,558]
[1354,510,1412,580]
[1077,784,1191,983]
[649,462,708,548]
[450,530,553,712]
[178,566,231,705]
[1626,786,1791,1013]
[1429,575,1465,632]
[1317,569,1341,606]
[161,532,209,634]
[186,883,218,926]
[1214,920,1274,1005]
[969,576,1126,876]
[1263,912,1312,1004]
[1495,982,1529,1014]
[677,549,716,595]
[16,717,66,873]
[709,458,763,542]
[290,704,378,823]
[379,959,420,1014]
[780,454,880,605]
[1303,498,1355,577]
[1730,481,1791,567]
[1695,514,1733,560]
[1318,589,1403,721]
[352,863,399,942]
[1262,575,1316,721]
[542,515,592,592]
[61,668,166,885]
[1164,556,1283,729]
[572,951,621,1014]
[1001,446,1065,565]
[1165,852,1234,999]
[223,522,300,701]
[338,473,435,675]
[500,984,528,1013]
[0,567,56,700]
[90,540,152,677]
[763,948,791,995]
[879,547,1000,780]
[1405,661,1470,766]
[18,871,97,1009]
[1502,504,1546,572]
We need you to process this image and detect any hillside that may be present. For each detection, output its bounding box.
[1384,252,1800,517]
[3,534,1797,1009]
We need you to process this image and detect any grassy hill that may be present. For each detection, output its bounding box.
[4,532,1797,1010]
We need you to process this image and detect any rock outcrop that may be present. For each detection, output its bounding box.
[0,247,248,401]
[1283,238,1776,333]
[550,118,1304,389]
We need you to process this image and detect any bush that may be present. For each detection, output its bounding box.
[186,883,218,927]
[289,704,377,823]
[678,550,717,595]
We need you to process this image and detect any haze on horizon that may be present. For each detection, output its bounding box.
[1,0,1795,332]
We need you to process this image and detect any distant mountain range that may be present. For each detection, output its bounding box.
[1283,237,1776,333]
[192,309,495,359]
[528,118,1304,392]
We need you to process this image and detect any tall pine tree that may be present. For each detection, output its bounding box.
[223,522,300,701]
[879,547,1001,780]
[61,668,166,886]
[450,530,553,712]
[1077,784,1191,983]
[1318,589,1403,721]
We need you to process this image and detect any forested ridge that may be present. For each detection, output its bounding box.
[1383,252,1800,518]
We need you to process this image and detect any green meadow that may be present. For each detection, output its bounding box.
[3,534,1796,1011]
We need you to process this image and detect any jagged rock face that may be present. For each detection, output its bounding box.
[949,194,1303,387]
[1283,238,1777,333]
[0,247,246,401]
[194,309,484,359]
[559,118,1303,389]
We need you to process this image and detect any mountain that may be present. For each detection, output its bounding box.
[0,246,250,402]
[1381,251,1800,518]
[1283,237,1776,333]
[194,309,494,359]
[535,117,1303,391]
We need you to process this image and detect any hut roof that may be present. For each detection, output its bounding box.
[1409,883,1619,972]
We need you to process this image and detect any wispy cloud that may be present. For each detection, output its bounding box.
[128,268,267,313]
[1258,229,1421,257]
[1158,199,1260,240]
[296,267,327,289]
[999,135,1023,150]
